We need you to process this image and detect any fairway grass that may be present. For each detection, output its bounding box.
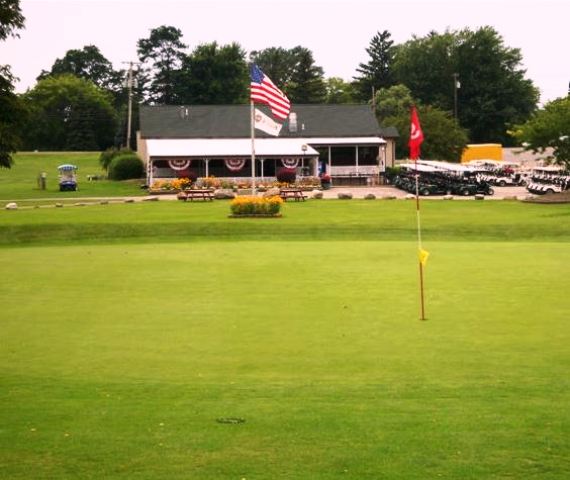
[2,200,570,246]
[1,202,570,478]
[0,152,145,200]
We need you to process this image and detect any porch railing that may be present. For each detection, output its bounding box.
[329,166,380,176]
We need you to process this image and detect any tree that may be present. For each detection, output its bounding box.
[0,0,24,41]
[325,77,356,104]
[392,31,456,110]
[453,27,538,145]
[0,66,28,168]
[286,47,326,104]
[177,42,248,104]
[511,97,570,168]
[249,47,297,88]
[392,27,539,144]
[375,85,468,161]
[251,46,326,103]
[21,74,117,151]
[375,84,415,118]
[0,0,26,168]
[353,30,396,102]
[137,25,187,104]
[37,45,124,95]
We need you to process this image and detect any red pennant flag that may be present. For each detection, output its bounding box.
[409,106,424,160]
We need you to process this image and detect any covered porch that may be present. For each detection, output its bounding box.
[143,138,319,185]
[310,137,388,186]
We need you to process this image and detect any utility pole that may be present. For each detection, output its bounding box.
[122,61,140,149]
[453,73,460,121]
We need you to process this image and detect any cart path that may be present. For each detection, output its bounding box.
[4,185,531,204]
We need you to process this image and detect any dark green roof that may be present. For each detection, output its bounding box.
[139,104,398,139]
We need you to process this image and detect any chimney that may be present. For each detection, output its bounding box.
[288,112,297,133]
[179,106,189,120]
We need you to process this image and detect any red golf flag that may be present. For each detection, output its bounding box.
[409,106,424,160]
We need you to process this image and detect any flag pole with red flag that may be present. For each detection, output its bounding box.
[409,106,428,321]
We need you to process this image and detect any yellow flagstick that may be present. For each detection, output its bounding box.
[414,160,428,321]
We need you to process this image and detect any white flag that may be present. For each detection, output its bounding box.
[254,108,282,137]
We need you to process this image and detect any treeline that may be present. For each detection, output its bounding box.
[3,4,566,167]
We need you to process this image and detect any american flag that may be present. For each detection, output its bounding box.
[250,64,291,120]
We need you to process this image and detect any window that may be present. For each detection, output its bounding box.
[330,147,355,166]
[358,146,378,166]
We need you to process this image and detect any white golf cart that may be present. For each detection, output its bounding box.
[526,166,570,195]
[58,164,78,192]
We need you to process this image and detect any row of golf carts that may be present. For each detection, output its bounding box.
[391,160,570,197]
[463,161,570,195]
[392,161,496,196]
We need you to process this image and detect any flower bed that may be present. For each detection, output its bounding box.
[229,196,283,217]
[149,176,321,194]
[149,178,192,194]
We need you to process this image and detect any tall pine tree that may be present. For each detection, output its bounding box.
[353,30,395,102]
[286,47,326,104]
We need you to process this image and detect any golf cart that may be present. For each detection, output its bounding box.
[58,164,78,191]
[526,166,570,195]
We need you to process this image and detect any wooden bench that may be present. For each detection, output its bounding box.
[181,189,214,201]
[279,188,307,201]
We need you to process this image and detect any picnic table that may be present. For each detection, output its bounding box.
[279,188,307,202]
[181,189,214,201]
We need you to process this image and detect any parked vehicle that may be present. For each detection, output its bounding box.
[418,181,449,196]
[58,164,78,191]
[477,171,525,187]
[447,177,494,196]
[526,167,570,195]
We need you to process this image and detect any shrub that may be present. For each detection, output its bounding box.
[108,154,145,180]
[99,147,134,171]
[276,167,296,184]
[230,196,283,216]
[201,176,221,189]
[185,169,198,183]
[169,178,191,190]
[174,168,198,182]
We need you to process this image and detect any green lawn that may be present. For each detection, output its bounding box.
[0,152,146,200]
[1,201,569,479]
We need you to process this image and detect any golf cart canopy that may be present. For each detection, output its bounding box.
[58,164,78,171]
[400,163,439,173]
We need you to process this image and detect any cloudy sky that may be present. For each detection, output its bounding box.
[2,0,568,103]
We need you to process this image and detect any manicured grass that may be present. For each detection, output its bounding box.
[0,152,146,200]
[1,199,570,245]
[1,202,569,479]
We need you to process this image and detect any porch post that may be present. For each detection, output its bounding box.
[328,146,332,173]
[260,158,265,181]
[205,158,209,178]
[355,146,359,174]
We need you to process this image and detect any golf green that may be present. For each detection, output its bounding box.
[1,229,569,478]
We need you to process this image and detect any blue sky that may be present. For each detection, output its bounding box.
[2,0,568,103]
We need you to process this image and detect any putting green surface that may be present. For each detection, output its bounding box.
[1,235,569,478]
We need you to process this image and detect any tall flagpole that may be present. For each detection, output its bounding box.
[414,159,426,321]
[250,101,256,195]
